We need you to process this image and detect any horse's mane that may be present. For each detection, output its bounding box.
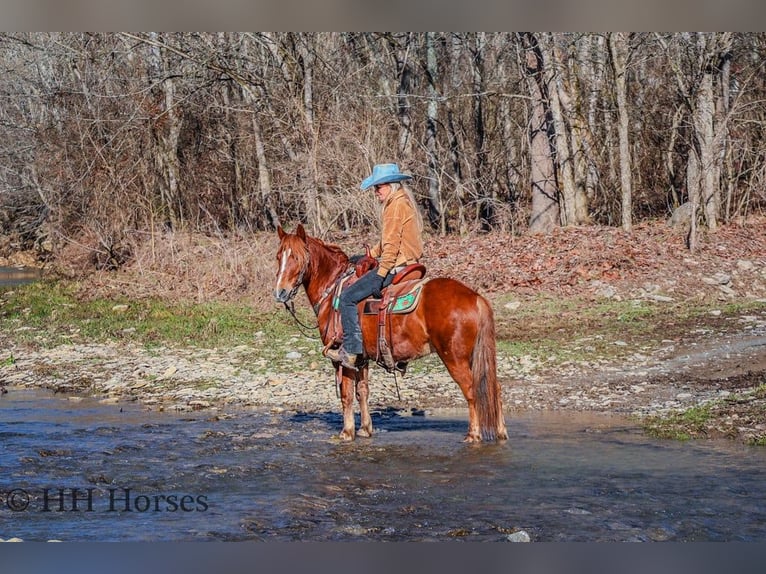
[283,232,348,273]
[306,235,348,261]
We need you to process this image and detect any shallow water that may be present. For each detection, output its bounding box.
[0,266,41,287]
[1,388,765,541]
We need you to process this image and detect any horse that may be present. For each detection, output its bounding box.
[273,224,508,443]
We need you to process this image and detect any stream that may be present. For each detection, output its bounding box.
[1,387,765,542]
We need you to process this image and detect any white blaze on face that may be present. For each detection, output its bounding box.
[276,247,292,289]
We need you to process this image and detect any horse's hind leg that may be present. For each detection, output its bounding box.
[439,358,482,442]
[355,365,373,438]
[338,367,356,441]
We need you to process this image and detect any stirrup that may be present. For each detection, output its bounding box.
[324,346,360,370]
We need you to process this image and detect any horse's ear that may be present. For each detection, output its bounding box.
[277,225,285,240]
[296,223,307,242]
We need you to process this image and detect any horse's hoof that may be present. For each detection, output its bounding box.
[462,433,482,443]
[357,428,373,438]
[338,430,355,441]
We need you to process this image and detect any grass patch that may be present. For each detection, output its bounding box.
[2,280,765,379]
[644,404,714,441]
[493,292,766,367]
[0,280,310,350]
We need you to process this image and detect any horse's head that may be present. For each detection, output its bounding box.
[274,224,310,303]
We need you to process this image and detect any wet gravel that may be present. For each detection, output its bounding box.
[1,312,764,441]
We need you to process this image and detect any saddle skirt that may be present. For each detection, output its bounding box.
[362,277,429,315]
[331,263,428,315]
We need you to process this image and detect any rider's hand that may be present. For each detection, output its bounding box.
[371,273,384,299]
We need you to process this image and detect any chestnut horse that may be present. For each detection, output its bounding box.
[274,224,507,443]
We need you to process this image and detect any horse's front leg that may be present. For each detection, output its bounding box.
[338,366,357,441]
[355,365,373,438]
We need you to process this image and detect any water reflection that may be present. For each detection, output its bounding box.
[1,389,765,541]
[0,266,41,287]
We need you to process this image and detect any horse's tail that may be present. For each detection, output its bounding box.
[471,296,507,441]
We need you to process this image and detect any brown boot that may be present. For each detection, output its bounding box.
[325,347,359,370]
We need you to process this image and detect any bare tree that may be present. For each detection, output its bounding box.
[424,32,443,232]
[2,32,766,268]
[520,33,559,233]
[608,32,634,232]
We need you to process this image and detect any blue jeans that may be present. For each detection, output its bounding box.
[338,269,389,354]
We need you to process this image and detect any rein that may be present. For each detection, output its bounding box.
[282,300,319,337]
[281,265,352,339]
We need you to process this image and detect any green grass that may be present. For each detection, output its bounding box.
[0,280,310,350]
[644,404,714,441]
[3,280,765,379]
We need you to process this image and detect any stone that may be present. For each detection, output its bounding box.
[736,259,755,272]
[506,530,531,542]
[703,273,731,286]
[158,366,177,380]
[647,294,674,302]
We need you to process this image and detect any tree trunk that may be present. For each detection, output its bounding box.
[496,33,521,230]
[696,66,718,230]
[608,32,633,232]
[149,33,184,230]
[446,33,465,234]
[521,33,559,234]
[686,148,700,252]
[424,32,442,231]
[472,33,492,228]
[384,33,415,158]
[296,34,321,234]
[541,33,577,227]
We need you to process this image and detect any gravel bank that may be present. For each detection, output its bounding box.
[2,313,764,429]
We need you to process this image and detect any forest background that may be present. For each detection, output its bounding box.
[0,32,764,279]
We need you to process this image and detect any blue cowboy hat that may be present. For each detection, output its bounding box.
[360,163,413,190]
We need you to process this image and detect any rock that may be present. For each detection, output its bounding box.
[590,281,617,299]
[111,304,129,312]
[504,301,522,311]
[703,273,731,286]
[506,530,531,542]
[646,294,674,302]
[285,351,302,360]
[736,260,755,272]
[158,366,177,380]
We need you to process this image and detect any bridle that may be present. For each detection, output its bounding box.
[279,249,316,335]
[278,244,350,338]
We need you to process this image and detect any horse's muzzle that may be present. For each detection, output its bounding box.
[275,286,299,303]
[274,288,290,303]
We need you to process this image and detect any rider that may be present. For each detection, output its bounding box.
[325,163,424,370]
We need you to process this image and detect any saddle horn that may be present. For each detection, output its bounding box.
[354,244,379,277]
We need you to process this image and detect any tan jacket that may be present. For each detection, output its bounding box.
[370,187,423,278]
